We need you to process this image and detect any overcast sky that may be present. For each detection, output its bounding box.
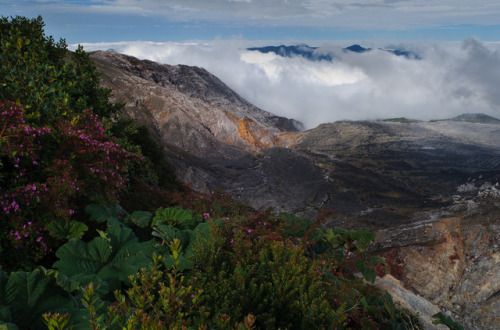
[2,0,500,43]
[2,1,500,127]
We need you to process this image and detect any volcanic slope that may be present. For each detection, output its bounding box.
[91,51,500,328]
[91,51,498,219]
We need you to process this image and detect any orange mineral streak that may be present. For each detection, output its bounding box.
[236,117,304,150]
[237,117,260,148]
[222,109,304,152]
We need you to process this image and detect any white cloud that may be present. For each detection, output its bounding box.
[79,39,500,129]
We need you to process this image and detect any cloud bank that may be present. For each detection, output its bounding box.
[79,39,500,129]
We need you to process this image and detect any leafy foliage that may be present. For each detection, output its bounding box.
[47,220,88,241]
[110,241,204,329]
[0,266,75,329]
[53,224,156,297]
[127,210,153,228]
[432,312,465,330]
[0,16,120,124]
[84,202,129,225]
[320,228,387,283]
[152,206,199,229]
[112,123,181,192]
[0,101,142,270]
[43,312,73,330]
[191,231,347,328]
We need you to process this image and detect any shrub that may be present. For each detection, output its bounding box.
[0,101,142,270]
[0,16,120,124]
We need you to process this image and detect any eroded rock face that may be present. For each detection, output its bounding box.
[375,275,448,330]
[91,51,500,328]
[373,195,500,329]
[90,51,302,159]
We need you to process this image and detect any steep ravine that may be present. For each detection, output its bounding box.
[91,51,500,329]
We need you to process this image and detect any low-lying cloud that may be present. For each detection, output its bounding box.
[78,39,500,129]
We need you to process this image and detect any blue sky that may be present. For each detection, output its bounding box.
[2,0,500,44]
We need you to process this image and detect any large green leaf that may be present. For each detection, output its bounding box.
[84,203,128,225]
[47,220,88,240]
[1,268,75,329]
[152,224,191,246]
[155,221,212,271]
[53,224,156,296]
[127,210,152,228]
[152,207,199,229]
[356,258,377,283]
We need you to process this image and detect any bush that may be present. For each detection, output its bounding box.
[0,101,142,270]
[0,16,120,124]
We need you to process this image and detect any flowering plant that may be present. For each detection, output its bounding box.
[1,100,141,268]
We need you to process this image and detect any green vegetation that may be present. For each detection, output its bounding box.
[1,15,422,329]
[432,312,464,330]
[377,117,420,123]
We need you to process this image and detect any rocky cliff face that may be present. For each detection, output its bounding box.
[91,51,500,329]
[91,51,302,155]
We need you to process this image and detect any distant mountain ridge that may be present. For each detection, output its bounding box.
[246,44,335,61]
[247,44,421,60]
[380,113,500,124]
[449,113,500,124]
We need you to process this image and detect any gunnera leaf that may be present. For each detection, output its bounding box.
[53,224,156,296]
[152,207,199,230]
[127,210,153,228]
[47,220,88,240]
[152,224,191,247]
[2,268,75,329]
[85,203,128,224]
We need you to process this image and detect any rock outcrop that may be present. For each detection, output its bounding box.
[373,191,500,329]
[91,51,500,328]
[91,51,302,157]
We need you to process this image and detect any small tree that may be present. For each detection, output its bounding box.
[0,15,120,125]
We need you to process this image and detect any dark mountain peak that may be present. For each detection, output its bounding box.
[344,44,371,53]
[385,48,421,60]
[344,44,420,59]
[247,44,335,61]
